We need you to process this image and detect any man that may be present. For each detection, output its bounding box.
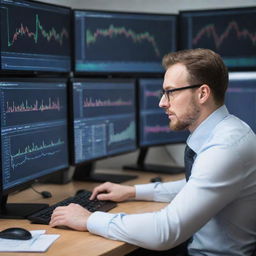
[50,49,256,255]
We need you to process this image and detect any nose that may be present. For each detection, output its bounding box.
[159,94,169,109]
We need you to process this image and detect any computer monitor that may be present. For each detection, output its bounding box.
[226,72,256,132]
[0,0,71,73]
[179,7,256,70]
[124,78,189,174]
[70,78,138,183]
[0,78,69,219]
[74,10,177,75]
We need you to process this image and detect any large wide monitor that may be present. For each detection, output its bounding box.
[179,7,256,70]
[124,78,189,174]
[0,78,69,219]
[70,78,138,182]
[0,0,71,73]
[74,10,177,75]
[226,72,256,132]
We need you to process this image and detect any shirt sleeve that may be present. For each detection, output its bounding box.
[87,144,246,251]
[135,178,186,202]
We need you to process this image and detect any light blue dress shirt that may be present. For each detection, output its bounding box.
[87,105,256,256]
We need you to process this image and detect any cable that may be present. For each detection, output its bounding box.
[30,186,52,199]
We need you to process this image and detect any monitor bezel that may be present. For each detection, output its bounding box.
[72,9,178,77]
[178,6,256,71]
[0,0,72,75]
[69,77,138,167]
[0,77,70,196]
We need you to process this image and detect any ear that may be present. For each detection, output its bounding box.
[198,84,211,103]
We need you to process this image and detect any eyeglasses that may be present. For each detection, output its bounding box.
[161,84,202,101]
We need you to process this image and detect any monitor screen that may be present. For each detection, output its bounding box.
[0,0,71,73]
[71,78,137,165]
[179,8,256,70]
[74,10,177,75]
[226,72,256,132]
[138,78,189,147]
[0,78,69,195]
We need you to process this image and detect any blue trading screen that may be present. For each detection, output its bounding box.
[179,8,256,69]
[0,0,71,72]
[0,80,69,191]
[74,10,177,74]
[226,72,256,132]
[72,79,137,164]
[139,79,189,147]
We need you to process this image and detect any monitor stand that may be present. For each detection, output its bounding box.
[73,162,138,183]
[0,194,49,219]
[123,147,185,174]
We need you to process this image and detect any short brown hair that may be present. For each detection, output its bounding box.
[162,48,228,105]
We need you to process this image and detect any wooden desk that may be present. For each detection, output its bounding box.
[0,170,184,256]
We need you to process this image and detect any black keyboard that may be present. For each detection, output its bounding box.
[27,190,117,224]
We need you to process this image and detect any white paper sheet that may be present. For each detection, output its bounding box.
[0,230,60,252]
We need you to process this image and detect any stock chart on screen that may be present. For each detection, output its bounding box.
[71,79,137,164]
[74,10,177,74]
[0,79,69,190]
[179,8,256,69]
[0,0,71,72]
[139,79,189,147]
[226,72,256,132]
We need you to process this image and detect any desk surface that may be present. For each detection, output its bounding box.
[0,169,184,256]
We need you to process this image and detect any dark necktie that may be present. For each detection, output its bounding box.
[184,145,196,181]
[184,145,196,248]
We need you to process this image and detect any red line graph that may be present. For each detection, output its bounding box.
[145,90,161,98]
[6,8,69,47]
[145,125,170,134]
[84,97,132,107]
[86,24,161,57]
[193,21,256,48]
[6,98,61,113]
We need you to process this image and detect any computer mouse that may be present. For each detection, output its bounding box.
[41,190,52,198]
[150,176,162,182]
[0,227,32,240]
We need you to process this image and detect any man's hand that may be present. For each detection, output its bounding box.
[50,203,91,231]
[90,182,136,202]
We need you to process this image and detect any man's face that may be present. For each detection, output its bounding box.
[159,63,201,132]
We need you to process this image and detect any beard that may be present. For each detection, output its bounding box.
[169,96,200,131]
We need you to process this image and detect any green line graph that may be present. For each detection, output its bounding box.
[12,138,65,158]
[5,8,69,47]
[86,24,160,57]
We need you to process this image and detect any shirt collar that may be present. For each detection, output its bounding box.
[187,105,229,153]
